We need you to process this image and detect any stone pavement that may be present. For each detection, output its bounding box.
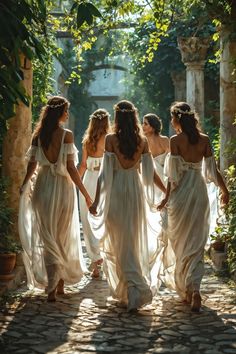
[0,261,236,354]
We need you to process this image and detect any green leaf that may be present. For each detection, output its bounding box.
[70,2,78,14]
[76,3,87,28]
[85,12,93,26]
[85,3,102,18]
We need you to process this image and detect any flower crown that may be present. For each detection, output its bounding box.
[89,112,109,121]
[114,104,136,113]
[171,107,194,119]
[47,101,66,109]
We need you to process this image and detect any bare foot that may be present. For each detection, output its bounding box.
[57,279,65,295]
[91,267,100,278]
[47,289,56,302]
[191,291,201,312]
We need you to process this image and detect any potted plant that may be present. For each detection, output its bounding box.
[210,225,228,253]
[0,177,22,281]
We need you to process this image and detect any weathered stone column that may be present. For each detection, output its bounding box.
[170,71,186,136]
[220,28,236,171]
[171,71,186,102]
[178,37,210,124]
[2,55,32,221]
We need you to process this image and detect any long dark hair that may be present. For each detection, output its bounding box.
[114,100,142,160]
[82,109,110,153]
[33,96,69,149]
[143,113,162,135]
[170,101,201,144]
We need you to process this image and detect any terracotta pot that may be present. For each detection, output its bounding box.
[211,241,225,252]
[0,253,16,276]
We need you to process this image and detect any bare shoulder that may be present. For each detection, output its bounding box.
[160,134,169,141]
[64,129,74,144]
[105,133,116,151]
[105,133,116,141]
[140,136,150,153]
[170,134,178,143]
[160,135,170,145]
[200,133,210,141]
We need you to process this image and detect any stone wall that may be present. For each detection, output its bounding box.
[2,55,32,235]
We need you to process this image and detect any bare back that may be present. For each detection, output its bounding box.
[171,132,212,162]
[148,134,169,157]
[105,133,149,169]
[34,128,71,164]
[86,135,106,158]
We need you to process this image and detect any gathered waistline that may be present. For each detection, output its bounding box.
[88,165,101,171]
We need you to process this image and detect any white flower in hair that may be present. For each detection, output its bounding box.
[47,101,66,109]
[113,104,136,113]
[89,112,109,121]
[172,107,194,118]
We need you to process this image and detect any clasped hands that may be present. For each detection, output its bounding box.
[157,197,168,211]
[89,202,98,215]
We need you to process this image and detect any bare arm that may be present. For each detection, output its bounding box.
[89,178,100,215]
[157,181,170,210]
[205,138,229,205]
[20,161,38,194]
[65,131,92,207]
[157,137,177,210]
[77,145,87,178]
[143,137,166,193]
[154,171,166,193]
[89,135,113,215]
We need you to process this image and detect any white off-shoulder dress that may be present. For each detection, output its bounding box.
[18,131,87,293]
[158,154,219,299]
[89,152,158,311]
[79,156,102,262]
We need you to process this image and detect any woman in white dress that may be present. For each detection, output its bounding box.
[78,109,110,278]
[158,101,229,312]
[89,100,166,312]
[19,96,92,302]
[142,113,169,203]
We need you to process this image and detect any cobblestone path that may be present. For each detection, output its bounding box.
[0,259,236,354]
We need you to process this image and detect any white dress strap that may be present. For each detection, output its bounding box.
[61,130,67,145]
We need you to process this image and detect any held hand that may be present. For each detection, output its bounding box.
[157,198,168,211]
[89,203,98,215]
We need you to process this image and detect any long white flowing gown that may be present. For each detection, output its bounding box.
[79,156,102,262]
[158,154,219,299]
[147,152,167,287]
[89,152,158,311]
[18,131,87,293]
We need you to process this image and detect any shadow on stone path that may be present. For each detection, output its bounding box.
[0,263,236,354]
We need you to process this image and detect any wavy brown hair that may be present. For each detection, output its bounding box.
[143,113,162,135]
[114,100,142,160]
[170,101,201,144]
[33,96,69,149]
[82,109,110,153]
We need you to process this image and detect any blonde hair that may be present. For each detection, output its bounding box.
[82,109,110,153]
